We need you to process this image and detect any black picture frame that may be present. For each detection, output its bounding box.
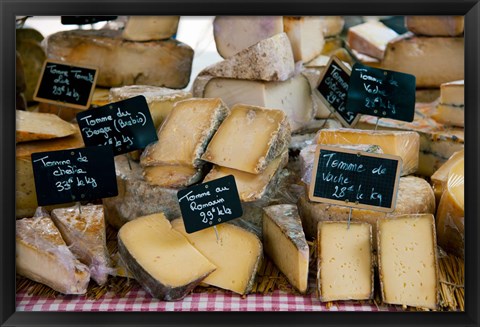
[2,1,479,326]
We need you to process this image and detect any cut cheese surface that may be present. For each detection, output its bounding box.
[263,205,309,294]
[377,214,438,310]
[432,104,464,128]
[283,16,325,62]
[16,110,76,143]
[405,16,464,36]
[318,222,373,301]
[201,104,290,174]
[117,213,216,301]
[347,21,398,60]
[440,80,464,106]
[171,219,263,295]
[140,98,229,168]
[143,165,203,188]
[431,149,464,204]
[122,16,179,41]
[320,16,345,37]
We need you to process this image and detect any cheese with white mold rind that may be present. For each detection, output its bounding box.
[122,16,179,41]
[213,16,284,58]
[315,128,420,176]
[117,213,216,301]
[405,16,464,36]
[431,149,464,204]
[263,204,309,294]
[200,33,295,82]
[140,98,229,168]
[16,110,77,143]
[201,104,290,174]
[377,214,439,310]
[283,16,325,63]
[381,33,464,88]
[203,75,313,133]
[143,165,204,188]
[347,21,398,60]
[46,29,193,88]
[171,218,263,295]
[317,221,373,302]
[320,17,345,37]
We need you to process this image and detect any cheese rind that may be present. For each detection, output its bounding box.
[347,21,398,60]
[439,80,464,106]
[143,165,204,188]
[263,205,309,294]
[283,16,325,63]
[431,149,464,204]
[405,16,464,36]
[432,80,464,127]
[377,214,438,310]
[16,110,77,143]
[122,16,180,41]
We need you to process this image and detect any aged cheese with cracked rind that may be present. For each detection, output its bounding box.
[16,110,77,143]
[431,149,464,204]
[347,21,398,60]
[377,214,439,310]
[51,204,111,285]
[118,213,216,301]
[203,75,313,133]
[263,204,309,294]
[381,33,464,88]
[201,104,290,174]
[317,221,373,302]
[320,17,345,37]
[109,85,192,130]
[141,98,229,168]
[405,16,464,36]
[432,80,464,127]
[122,16,179,41]
[315,128,420,176]
[46,29,193,88]
[16,208,90,294]
[171,218,263,295]
[213,16,284,58]
[436,158,464,258]
[143,165,204,188]
[102,155,181,228]
[297,176,436,245]
[284,16,325,63]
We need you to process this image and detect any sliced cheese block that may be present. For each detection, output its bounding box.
[213,16,284,58]
[16,208,90,294]
[201,104,290,174]
[16,38,46,102]
[320,16,345,37]
[317,222,373,301]
[143,165,204,188]
[377,214,438,310]
[122,16,180,41]
[263,204,309,294]
[431,149,464,204]
[381,33,464,88]
[347,21,398,60]
[16,110,77,143]
[171,218,263,295]
[432,103,464,128]
[91,87,111,107]
[102,155,181,228]
[405,16,464,36]
[200,33,295,82]
[46,29,193,88]
[283,16,325,63]
[436,158,464,258]
[140,98,229,168]
[203,75,314,133]
[118,213,216,300]
[351,49,382,69]
[203,150,288,202]
[51,204,111,285]
[315,128,420,176]
[109,85,192,130]
[440,80,464,106]
[297,176,436,246]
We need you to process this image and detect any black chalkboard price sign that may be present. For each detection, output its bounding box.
[33,60,98,109]
[309,145,402,212]
[31,146,118,206]
[61,16,118,25]
[346,62,416,122]
[316,56,359,128]
[177,175,243,233]
[76,96,158,156]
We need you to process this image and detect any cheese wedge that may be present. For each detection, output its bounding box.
[91,87,111,107]
[283,16,325,62]
[320,16,345,37]
[263,204,309,294]
[51,204,111,285]
[16,208,90,294]
[201,104,290,174]
[347,21,398,60]
[431,149,464,204]
[317,222,373,301]
[171,218,263,295]
[140,98,229,168]
[16,110,77,143]
[439,80,464,106]
[122,16,180,41]
[405,16,464,36]
[436,158,464,258]
[432,80,464,127]
[117,213,216,301]
[315,128,420,176]
[377,214,438,310]
[143,165,204,188]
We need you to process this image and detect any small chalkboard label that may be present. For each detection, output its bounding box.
[316,56,359,128]
[309,145,402,212]
[61,16,118,25]
[31,146,118,206]
[177,175,243,233]
[346,62,416,122]
[33,60,98,109]
[76,96,158,156]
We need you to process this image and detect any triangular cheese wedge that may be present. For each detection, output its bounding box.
[16,110,77,143]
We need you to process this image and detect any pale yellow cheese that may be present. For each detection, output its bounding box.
[171,219,263,295]
[320,16,345,37]
[283,16,325,63]
[143,165,203,188]
[439,80,464,106]
[405,16,464,36]
[377,214,438,310]
[91,87,111,107]
[432,80,464,127]
[201,104,290,174]
[347,21,398,60]
[431,149,464,204]
[317,222,373,301]
[16,110,77,143]
[122,16,180,41]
